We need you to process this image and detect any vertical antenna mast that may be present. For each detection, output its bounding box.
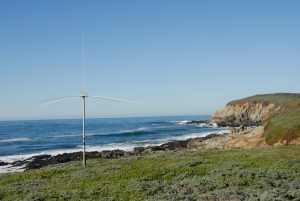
[81,30,87,167]
[82,29,85,91]
[32,30,134,168]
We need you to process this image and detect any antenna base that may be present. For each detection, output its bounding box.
[80,92,88,97]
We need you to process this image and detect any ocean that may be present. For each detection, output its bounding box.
[0,115,227,173]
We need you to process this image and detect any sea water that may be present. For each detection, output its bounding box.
[0,115,227,173]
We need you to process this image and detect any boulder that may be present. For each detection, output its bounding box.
[0,161,8,166]
[185,120,209,125]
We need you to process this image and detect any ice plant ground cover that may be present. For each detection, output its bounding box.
[0,145,299,200]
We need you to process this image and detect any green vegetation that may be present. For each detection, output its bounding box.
[265,109,300,145]
[227,93,300,109]
[1,145,300,200]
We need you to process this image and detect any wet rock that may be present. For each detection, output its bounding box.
[134,139,190,155]
[159,140,190,150]
[185,120,209,125]
[0,161,8,166]
[25,150,132,170]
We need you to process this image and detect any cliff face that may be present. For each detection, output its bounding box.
[212,102,282,127]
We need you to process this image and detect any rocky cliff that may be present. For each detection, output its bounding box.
[212,102,283,127]
[211,93,300,146]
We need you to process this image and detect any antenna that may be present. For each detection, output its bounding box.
[32,31,135,167]
[82,29,85,91]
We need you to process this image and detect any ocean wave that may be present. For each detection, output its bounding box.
[163,129,228,141]
[0,138,32,143]
[171,120,219,128]
[88,127,155,137]
[52,134,80,138]
[196,122,218,128]
[0,164,26,173]
[171,120,190,125]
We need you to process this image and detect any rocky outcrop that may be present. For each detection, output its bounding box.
[187,127,266,151]
[185,120,209,125]
[25,150,130,170]
[0,161,9,166]
[212,102,282,127]
[225,126,266,148]
[24,140,192,170]
[187,134,230,150]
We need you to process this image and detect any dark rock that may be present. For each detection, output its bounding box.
[133,147,146,155]
[100,149,126,159]
[159,140,190,150]
[25,150,132,170]
[0,161,8,166]
[133,139,190,155]
[185,120,209,125]
[22,132,225,170]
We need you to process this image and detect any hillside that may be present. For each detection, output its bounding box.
[265,109,300,145]
[227,93,300,109]
[212,93,300,145]
[1,145,300,200]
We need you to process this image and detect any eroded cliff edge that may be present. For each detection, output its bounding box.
[209,93,300,147]
[184,93,300,152]
[212,102,282,127]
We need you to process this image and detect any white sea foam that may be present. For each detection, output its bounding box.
[164,129,228,142]
[196,122,218,128]
[172,120,219,128]
[52,134,79,138]
[0,138,32,142]
[173,120,190,125]
[86,127,154,137]
[117,127,152,134]
[0,164,26,173]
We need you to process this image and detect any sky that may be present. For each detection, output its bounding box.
[0,0,299,120]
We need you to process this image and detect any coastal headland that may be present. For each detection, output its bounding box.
[2,93,299,171]
[0,93,299,200]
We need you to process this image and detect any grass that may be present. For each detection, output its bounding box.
[227,93,300,109]
[1,145,300,200]
[265,109,300,145]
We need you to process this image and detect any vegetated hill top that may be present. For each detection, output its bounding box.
[227,93,300,109]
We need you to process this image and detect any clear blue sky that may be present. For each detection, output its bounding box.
[0,0,299,120]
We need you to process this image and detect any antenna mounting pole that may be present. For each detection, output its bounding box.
[81,92,87,167]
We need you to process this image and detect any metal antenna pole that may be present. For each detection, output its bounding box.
[81,30,87,167]
[82,95,86,167]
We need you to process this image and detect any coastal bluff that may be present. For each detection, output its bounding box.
[212,93,300,127]
[186,93,300,151]
[212,102,282,127]
[211,93,300,146]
